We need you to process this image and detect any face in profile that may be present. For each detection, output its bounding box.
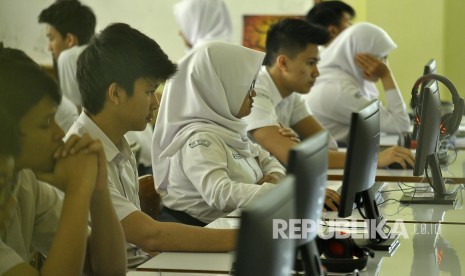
[283,44,320,94]
[45,24,71,61]
[236,79,257,119]
[117,77,160,131]
[0,155,17,230]
[15,95,64,173]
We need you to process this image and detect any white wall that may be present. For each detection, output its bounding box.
[0,0,313,65]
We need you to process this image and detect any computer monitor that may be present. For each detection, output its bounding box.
[287,130,329,275]
[423,58,437,75]
[338,100,398,251]
[412,58,437,138]
[234,175,296,276]
[401,80,459,205]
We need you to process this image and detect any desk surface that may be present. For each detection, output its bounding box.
[321,182,465,225]
[128,271,226,276]
[327,150,465,183]
[137,223,465,276]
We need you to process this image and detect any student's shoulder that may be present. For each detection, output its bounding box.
[16,169,57,200]
[183,131,226,151]
[58,45,87,64]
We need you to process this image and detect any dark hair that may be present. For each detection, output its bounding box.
[77,23,177,115]
[38,0,96,45]
[263,18,330,66]
[306,1,356,28]
[0,108,21,157]
[0,47,61,122]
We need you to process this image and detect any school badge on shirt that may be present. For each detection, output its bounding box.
[189,139,211,148]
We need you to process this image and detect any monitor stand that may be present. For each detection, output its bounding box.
[353,235,400,253]
[400,154,459,205]
[294,240,323,276]
[353,216,400,252]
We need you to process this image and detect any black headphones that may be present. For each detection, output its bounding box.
[316,236,374,273]
[410,73,464,137]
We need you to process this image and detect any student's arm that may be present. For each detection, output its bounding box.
[182,133,276,212]
[36,134,126,276]
[293,117,347,169]
[250,126,298,166]
[355,54,410,133]
[84,140,127,275]
[121,210,236,253]
[36,151,97,276]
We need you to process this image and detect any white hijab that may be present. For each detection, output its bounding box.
[173,0,233,48]
[317,22,397,98]
[152,41,265,192]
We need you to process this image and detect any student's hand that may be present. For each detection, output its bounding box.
[323,188,341,211]
[256,172,284,184]
[87,139,108,192]
[355,53,390,82]
[53,133,94,158]
[277,123,300,143]
[37,150,98,194]
[37,133,103,193]
[377,146,415,169]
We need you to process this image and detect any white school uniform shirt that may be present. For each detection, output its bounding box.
[0,170,62,275]
[125,124,154,168]
[163,131,283,223]
[243,66,339,150]
[244,66,311,132]
[58,45,86,106]
[66,112,150,268]
[304,22,410,144]
[55,94,78,133]
[152,42,284,223]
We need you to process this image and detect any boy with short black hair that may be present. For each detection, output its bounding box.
[244,19,414,180]
[69,23,236,268]
[39,0,97,121]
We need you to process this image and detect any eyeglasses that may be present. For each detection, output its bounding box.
[0,174,19,206]
[248,79,256,97]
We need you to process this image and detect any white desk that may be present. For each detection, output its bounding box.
[137,222,465,275]
[327,149,465,183]
[137,252,234,274]
[321,182,465,225]
[128,271,226,276]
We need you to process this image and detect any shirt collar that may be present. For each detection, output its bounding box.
[257,66,284,107]
[75,112,132,163]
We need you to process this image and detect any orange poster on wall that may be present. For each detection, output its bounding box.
[242,15,305,52]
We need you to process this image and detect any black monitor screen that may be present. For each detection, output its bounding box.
[338,100,380,218]
[414,80,441,176]
[288,130,328,244]
[234,176,295,276]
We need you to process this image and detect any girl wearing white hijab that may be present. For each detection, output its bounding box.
[173,0,233,50]
[304,22,410,144]
[152,41,285,224]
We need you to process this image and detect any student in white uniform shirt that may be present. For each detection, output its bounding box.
[39,0,96,110]
[173,0,233,50]
[304,22,411,145]
[244,19,415,173]
[0,48,126,276]
[68,23,237,268]
[305,0,356,47]
[152,41,286,225]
